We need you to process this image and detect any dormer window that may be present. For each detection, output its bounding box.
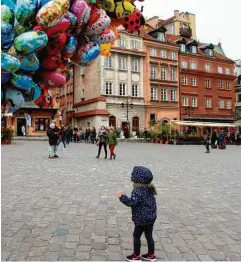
[208,49,214,56]
[191,45,197,54]
[157,32,165,42]
[180,44,186,52]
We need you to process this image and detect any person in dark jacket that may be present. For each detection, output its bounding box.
[211,130,217,147]
[96,126,108,159]
[57,125,66,149]
[205,133,211,153]
[116,166,157,262]
[47,123,59,159]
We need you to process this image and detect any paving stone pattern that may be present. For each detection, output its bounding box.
[2,141,241,261]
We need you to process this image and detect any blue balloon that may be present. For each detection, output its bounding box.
[10,74,35,91]
[17,53,40,71]
[5,86,25,108]
[33,84,41,100]
[1,71,10,84]
[1,0,16,11]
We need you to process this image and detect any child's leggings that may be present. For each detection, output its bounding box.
[133,224,155,255]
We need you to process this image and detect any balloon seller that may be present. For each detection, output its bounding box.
[116,166,157,262]
[1,1,146,113]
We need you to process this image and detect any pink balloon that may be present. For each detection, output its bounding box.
[40,71,66,87]
[71,0,91,27]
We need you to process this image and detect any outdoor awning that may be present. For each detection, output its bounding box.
[171,120,237,128]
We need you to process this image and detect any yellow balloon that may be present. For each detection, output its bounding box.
[100,43,113,56]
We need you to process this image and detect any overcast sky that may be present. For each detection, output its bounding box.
[135,0,241,60]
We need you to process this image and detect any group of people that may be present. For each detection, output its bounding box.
[46,123,118,160]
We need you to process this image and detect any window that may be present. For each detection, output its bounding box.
[119,36,125,47]
[226,100,231,109]
[205,98,212,108]
[150,114,156,122]
[218,67,223,74]
[161,67,167,80]
[35,118,50,131]
[118,56,127,70]
[190,61,197,70]
[104,57,113,68]
[170,52,176,60]
[157,32,165,42]
[218,81,224,89]
[150,66,157,79]
[225,68,230,75]
[205,64,210,72]
[132,117,139,131]
[191,78,197,86]
[219,100,225,109]
[191,97,197,107]
[171,89,177,101]
[150,48,157,57]
[226,82,230,90]
[191,45,197,54]
[208,49,214,56]
[181,61,188,68]
[119,83,126,96]
[161,50,167,58]
[183,96,188,106]
[131,40,139,49]
[161,88,168,101]
[109,115,116,129]
[151,87,157,100]
[170,67,176,81]
[131,58,139,72]
[180,44,186,52]
[170,24,174,34]
[205,79,211,88]
[105,82,113,95]
[182,76,188,85]
[132,84,138,97]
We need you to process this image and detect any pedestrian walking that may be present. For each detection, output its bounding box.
[96,126,108,159]
[57,125,66,149]
[116,166,157,262]
[205,133,211,153]
[107,127,117,160]
[21,124,26,136]
[47,123,59,159]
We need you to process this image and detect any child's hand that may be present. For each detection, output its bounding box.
[116,192,123,198]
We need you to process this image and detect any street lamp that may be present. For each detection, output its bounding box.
[121,96,133,138]
[184,106,194,121]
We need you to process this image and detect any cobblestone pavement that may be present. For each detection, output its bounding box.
[2,141,241,261]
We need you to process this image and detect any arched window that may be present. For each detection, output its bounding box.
[132,117,139,131]
[162,120,169,126]
[109,116,116,129]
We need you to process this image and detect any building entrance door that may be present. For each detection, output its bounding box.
[17,118,26,136]
[122,121,130,138]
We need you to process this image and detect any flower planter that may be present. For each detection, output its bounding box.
[1,139,11,145]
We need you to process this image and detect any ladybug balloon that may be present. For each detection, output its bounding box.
[119,7,145,33]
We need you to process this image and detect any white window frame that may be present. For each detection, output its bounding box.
[119,83,126,96]
[171,89,177,102]
[205,79,211,88]
[205,64,210,72]
[170,67,176,81]
[191,45,197,54]
[218,66,223,74]
[150,66,157,79]
[191,78,197,86]
[119,36,125,47]
[183,96,188,106]
[180,44,186,52]
[161,50,167,58]
[118,56,127,70]
[161,67,167,80]
[132,84,138,97]
[208,49,214,56]
[170,52,176,60]
[219,100,225,109]
[150,48,157,57]
[225,68,230,75]
[182,76,188,85]
[181,61,188,68]
[105,82,113,95]
[226,100,231,109]
[131,58,139,72]
[151,87,157,100]
[218,81,224,89]
[191,97,197,107]
[226,82,231,90]
[161,88,168,101]
[190,61,197,70]
[104,57,113,69]
[157,32,165,42]
[205,98,212,108]
[131,40,139,50]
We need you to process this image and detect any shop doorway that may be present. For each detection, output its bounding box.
[17,118,26,136]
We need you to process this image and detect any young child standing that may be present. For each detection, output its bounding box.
[116,166,157,262]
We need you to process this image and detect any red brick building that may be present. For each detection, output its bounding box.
[166,35,236,123]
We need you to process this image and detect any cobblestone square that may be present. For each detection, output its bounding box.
[1,142,241,261]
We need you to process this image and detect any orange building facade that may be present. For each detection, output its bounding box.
[142,26,180,128]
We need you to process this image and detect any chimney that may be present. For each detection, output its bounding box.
[174,10,179,17]
[218,41,222,47]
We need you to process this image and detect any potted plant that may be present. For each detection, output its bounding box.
[116,126,121,138]
[1,127,14,144]
[149,130,156,143]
